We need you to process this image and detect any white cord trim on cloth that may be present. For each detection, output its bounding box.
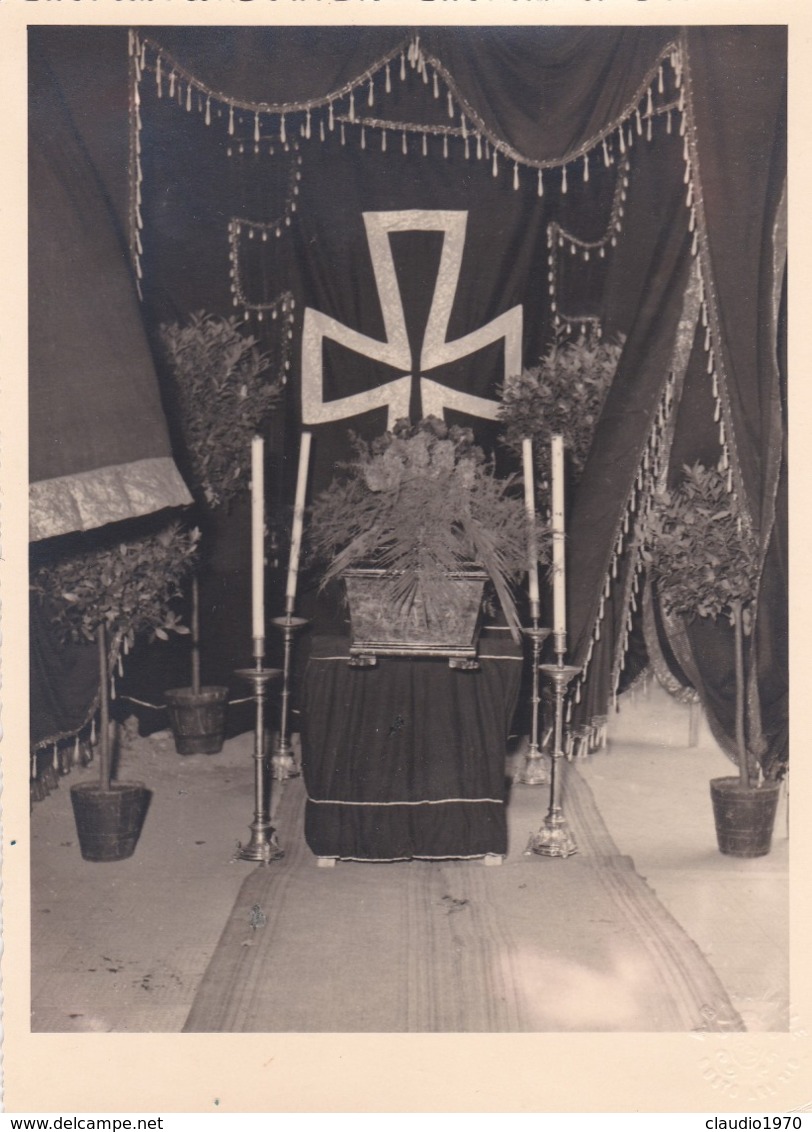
[306,794,504,806]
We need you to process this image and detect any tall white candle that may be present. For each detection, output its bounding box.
[522,438,541,617]
[251,435,265,642]
[551,433,566,638]
[286,430,312,612]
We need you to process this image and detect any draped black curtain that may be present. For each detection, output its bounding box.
[29,26,787,775]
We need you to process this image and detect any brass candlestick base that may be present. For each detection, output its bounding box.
[527,662,580,859]
[515,624,552,786]
[269,614,309,782]
[234,660,284,863]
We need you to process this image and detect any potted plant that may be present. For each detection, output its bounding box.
[308,416,547,661]
[159,310,285,751]
[642,462,780,857]
[499,327,625,493]
[31,522,199,860]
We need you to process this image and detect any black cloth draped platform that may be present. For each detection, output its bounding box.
[300,628,523,862]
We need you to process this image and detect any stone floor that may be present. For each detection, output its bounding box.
[28,679,788,1033]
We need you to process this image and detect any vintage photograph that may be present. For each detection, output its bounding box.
[25,20,788,1048]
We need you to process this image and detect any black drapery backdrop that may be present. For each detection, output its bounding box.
[29,26,786,778]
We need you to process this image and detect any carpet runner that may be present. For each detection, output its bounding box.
[183,758,744,1033]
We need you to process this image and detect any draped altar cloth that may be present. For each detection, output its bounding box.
[301,628,522,861]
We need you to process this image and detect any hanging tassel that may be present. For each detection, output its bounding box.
[403,130,408,155]
[447,90,454,118]
[169,71,176,100]
[561,164,567,193]
[647,114,653,142]
[361,127,366,150]
[583,154,589,182]
[228,104,234,136]
[156,55,163,98]
[492,148,498,177]
[635,109,642,135]
[386,63,392,94]
[461,114,467,139]
[667,108,672,134]
[280,114,286,144]
[320,117,325,143]
[118,652,124,678]
[382,129,387,152]
[400,51,406,82]
[658,64,664,94]
[618,125,626,155]
[306,109,312,139]
[537,169,543,197]
[329,102,334,131]
[254,112,260,144]
[341,123,346,146]
[603,137,610,167]
[443,135,448,159]
[111,676,116,702]
[368,77,374,107]
[423,133,427,157]
[513,162,519,190]
[476,134,482,160]
[464,136,470,160]
[689,206,696,233]
[433,70,439,99]
[91,717,97,745]
[349,90,355,122]
[186,84,192,112]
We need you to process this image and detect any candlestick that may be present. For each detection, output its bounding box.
[286,431,312,615]
[522,438,541,619]
[251,435,265,646]
[551,434,566,645]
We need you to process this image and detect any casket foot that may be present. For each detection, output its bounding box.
[316,856,337,868]
[483,853,504,866]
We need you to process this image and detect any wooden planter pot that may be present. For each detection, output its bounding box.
[710,776,781,858]
[165,686,229,755]
[70,782,152,862]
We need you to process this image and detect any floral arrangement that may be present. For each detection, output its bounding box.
[642,462,761,784]
[499,328,625,488]
[31,522,200,650]
[160,311,284,507]
[309,416,548,638]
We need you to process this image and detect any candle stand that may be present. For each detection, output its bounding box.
[527,635,579,858]
[234,639,284,863]
[270,610,309,781]
[515,622,552,786]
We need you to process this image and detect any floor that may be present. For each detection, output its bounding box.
[29,678,788,1033]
